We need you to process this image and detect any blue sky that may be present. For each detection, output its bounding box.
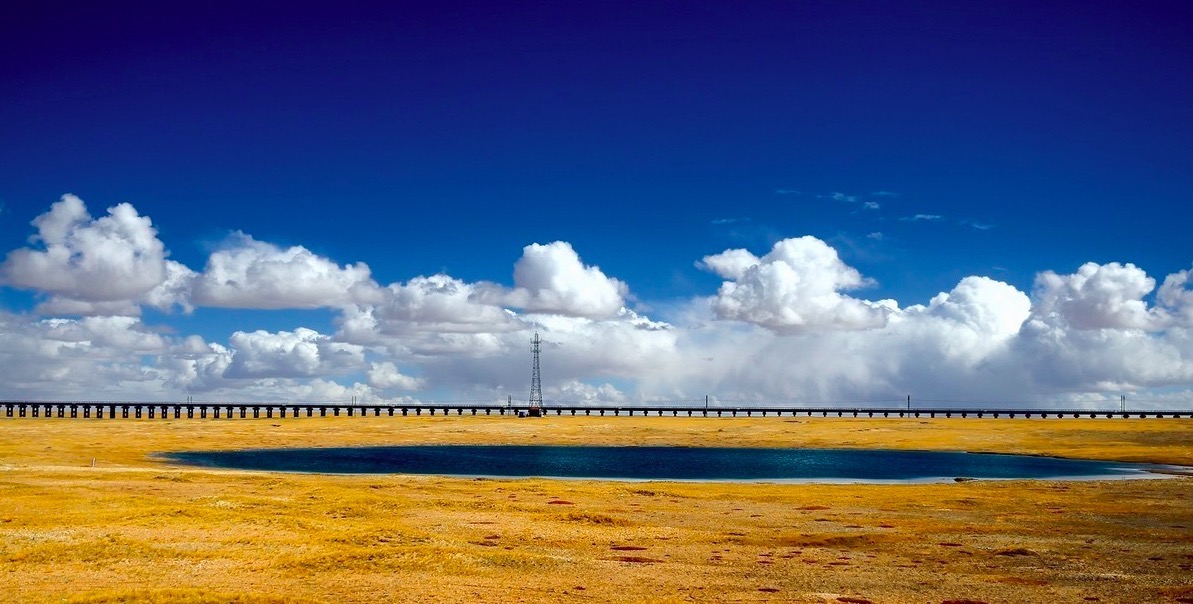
[1,1,1191,406]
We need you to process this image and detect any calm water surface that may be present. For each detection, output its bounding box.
[159,446,1166,482]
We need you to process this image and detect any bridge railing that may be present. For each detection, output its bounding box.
[1,400,1191,420]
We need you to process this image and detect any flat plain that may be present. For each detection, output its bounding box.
[1,416,1190,604]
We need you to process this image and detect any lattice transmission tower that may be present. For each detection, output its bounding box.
[528,331,543,415]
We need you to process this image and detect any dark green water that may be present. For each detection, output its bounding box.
[159,446,1166,482]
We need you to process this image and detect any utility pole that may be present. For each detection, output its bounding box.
[528,332,543,416]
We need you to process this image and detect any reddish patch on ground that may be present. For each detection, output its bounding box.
[798,505,830,510]
[612,556,663,564]
[758,588,779,593]
[994,548,1037,557]
[547,500,574,505]
[942,600,989,604]
[837,598,873,604]
[483,534,500,540]
[610,545,647,551]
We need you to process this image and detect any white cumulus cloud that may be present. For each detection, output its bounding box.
[502,241,627,319]
[225,328,364,379]
[0,194,192,315]
[192,232,380,309]
[700,236,893,333]
[367,361,424,391]
[1032,262,1157,330]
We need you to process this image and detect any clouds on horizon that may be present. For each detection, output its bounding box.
[1,195,1191,407]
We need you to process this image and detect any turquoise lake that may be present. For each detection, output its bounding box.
[159,445,1168,482]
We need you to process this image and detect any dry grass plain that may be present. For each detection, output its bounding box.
[1,415,1190,604]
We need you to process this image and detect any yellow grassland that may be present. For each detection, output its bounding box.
[0,416,1190,604]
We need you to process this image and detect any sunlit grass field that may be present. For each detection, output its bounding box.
[1,416,1190,603]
